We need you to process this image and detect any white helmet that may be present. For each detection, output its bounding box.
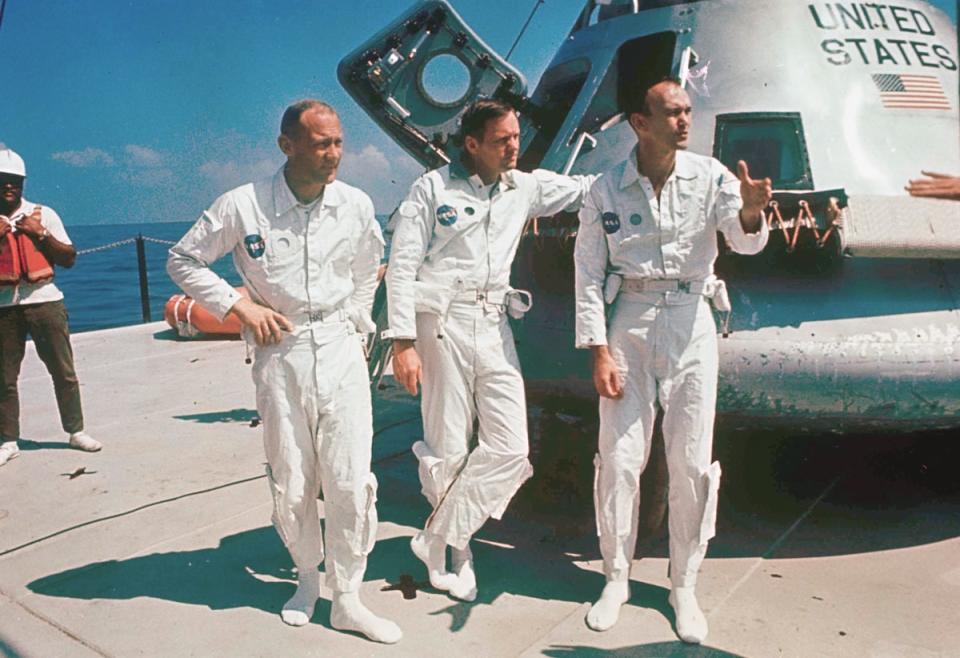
[0,149,26,177]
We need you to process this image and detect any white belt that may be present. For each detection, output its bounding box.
[450,289,508,305]
[610,275,731,315]
[620,278,710,294]
[291,307,348,327]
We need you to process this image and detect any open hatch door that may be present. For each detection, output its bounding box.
[337,0,528,169]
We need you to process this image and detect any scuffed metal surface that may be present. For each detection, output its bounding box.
[719,310,960,429]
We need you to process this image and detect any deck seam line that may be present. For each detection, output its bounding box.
[707,474,841,619]
[0,447,413,559]
[17,341,239,383]
[0,589,114,658]
[516,601,591,657]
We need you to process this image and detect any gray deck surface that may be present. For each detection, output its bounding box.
[1,322,957,657]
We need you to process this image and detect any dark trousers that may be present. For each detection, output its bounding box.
[0,300,84,441]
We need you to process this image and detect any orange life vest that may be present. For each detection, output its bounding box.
[0,209,55,286]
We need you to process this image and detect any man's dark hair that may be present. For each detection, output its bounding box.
[621,76,682,116]
[280,99,338,137]
[456,98,516,144]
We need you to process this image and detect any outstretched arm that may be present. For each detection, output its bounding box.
[906,171,960,200]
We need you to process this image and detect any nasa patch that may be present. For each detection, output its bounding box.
[244,234,265,259]
[437,204,458,227]
[602,212,621,234]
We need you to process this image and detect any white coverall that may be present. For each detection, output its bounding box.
[386,160,592,550]
[574,150,768,587]
[167,170,384,592]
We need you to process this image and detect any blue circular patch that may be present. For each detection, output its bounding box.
[602,212,621,234]
[437,205,458,227]
[465,206,475,215]
[244,234,265,259]
[630,213,643,226]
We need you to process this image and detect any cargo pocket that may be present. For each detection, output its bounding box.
[592,454,603,537]
[412,440,445,507]
[698,461,722,545]
[265,463,295,547]
[353,473,379,557]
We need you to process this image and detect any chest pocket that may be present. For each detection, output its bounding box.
[429,203,484,254]
[608,204,657,258]
[675,178,708,240]
[265,227,304,278]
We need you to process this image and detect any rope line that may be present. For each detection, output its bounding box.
[75,235,176,256]
[141,236,177,246]
[75,238,137,255]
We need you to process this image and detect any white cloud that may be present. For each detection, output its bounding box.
[337,144,423,214]
[199,153,280,191]
[52,147,115,167]
[119,168,175,188]
[125,144,165,168]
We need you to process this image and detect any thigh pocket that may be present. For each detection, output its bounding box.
[352,473,379,556]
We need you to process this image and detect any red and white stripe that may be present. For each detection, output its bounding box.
[880,74,950,110]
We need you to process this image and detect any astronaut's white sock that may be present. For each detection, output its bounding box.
[331,590,403,644]
[451,543,472,571]
[669,586,708,644]
[411,531,458,591]
[280,567,319,627]
[586,579,629,631]
[449,559,477,602]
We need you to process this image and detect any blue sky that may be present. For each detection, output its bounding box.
[1,0,956,225]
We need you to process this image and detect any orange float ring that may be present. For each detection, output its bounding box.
[164,288,247,337]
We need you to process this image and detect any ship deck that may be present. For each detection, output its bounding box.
[1,322,958,657]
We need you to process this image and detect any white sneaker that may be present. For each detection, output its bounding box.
[69,432,102,452]
[0,442,20,466]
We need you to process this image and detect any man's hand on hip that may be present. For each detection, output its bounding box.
[230,297,293,346]
[392,339,422,396]
[591,346,623,399]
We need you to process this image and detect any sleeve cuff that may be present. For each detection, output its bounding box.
[216,288,244,322]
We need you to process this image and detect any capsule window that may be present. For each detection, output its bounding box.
[714,113,813,190]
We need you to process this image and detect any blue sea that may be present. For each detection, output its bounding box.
[56,218,388,334]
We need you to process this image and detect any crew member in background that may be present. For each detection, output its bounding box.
[906,170,960,200]
[574,78,771,643]
[386,98,594,602]
[167,100,401,644]
[0,148,102,468]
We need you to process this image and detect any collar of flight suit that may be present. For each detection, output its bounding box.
[271,166,347,218]
[449,156,518,191]
[618,147,699,191]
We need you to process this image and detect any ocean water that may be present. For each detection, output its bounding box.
[54,218,388,334]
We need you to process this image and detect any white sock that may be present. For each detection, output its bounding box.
[586,580,629,631]
[410,531,458,591]
[449,556,477,602]
[451,543,472,571]
[669,586,708,644]
[331,590,402,644]
[281,567,319,627]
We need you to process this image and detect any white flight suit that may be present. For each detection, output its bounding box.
[167,169,384,592]
[574,150,768,587]
[386,160,593,550]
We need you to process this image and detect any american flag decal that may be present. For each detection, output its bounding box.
[872,73,951,110]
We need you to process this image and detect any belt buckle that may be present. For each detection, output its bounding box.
[476,291,486,302]
[309,310,324,323]
[677,281,691,293]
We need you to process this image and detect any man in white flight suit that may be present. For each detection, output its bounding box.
[574,79,771,643]
[167,100,401,644]
[386,99,593,602]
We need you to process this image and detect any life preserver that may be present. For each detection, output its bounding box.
[0,211,55,286]
[164,288,247,337]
